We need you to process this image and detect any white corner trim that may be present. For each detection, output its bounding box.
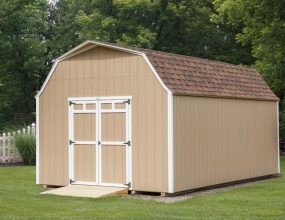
[167,92,174,193]
[36,60,60,98]
[277,101,280,173]
[36,96,40,184]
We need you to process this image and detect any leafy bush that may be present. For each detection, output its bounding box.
[14,133,36,165]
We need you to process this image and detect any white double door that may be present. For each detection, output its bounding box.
[68,97,131,188]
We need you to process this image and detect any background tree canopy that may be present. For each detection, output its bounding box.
[0,0,284,138]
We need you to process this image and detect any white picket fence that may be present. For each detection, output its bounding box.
[0,123,36,164]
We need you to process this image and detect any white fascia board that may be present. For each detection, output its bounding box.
[89,41,143,56]
[36,40,172,97]
[35,59,60,98]
[141,54,171,93]
[36,41,94,98]
[277,101,280,173]
[35,95,40,184]
[57,41,94,60]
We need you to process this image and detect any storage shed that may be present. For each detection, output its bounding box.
[36,40,280,194]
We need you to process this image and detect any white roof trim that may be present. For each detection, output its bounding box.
[35,40,171,97]
[35,59,60,98]
[141,54,171,93]
[89,40,144,56]
[57,41,94,60]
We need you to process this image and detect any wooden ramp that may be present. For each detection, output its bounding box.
[41,185,128,198]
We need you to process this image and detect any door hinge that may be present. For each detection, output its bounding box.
[69,140,76,145]
[70,179,74,184]
[123,99,130,105]
[123,141,131,146]
[69,101,75,106]
[124,182,131,188]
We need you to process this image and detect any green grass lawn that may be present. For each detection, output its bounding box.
[1,157,285,220]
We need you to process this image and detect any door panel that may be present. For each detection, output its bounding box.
[74,144,97,182]
[74,113,96,141]
[101,113,126,142]
[69,98,130,187]
[101,145,126,184]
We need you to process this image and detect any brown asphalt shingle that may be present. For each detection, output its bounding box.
[96,41,279,101]
[141,49,278,101]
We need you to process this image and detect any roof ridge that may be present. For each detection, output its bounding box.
[92,40,257,72]
[90,40,278,101]
[140,48,257,72]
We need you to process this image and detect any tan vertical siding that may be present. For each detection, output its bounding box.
[101,145,126,184]
[173,96,278,192]
[39,46,168,192]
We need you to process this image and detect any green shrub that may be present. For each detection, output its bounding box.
[14,133,36,165]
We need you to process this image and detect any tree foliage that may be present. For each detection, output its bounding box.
[0,0,48,129]
[212,0,285,137]
[0,0,284,138]
[71,0,252,62]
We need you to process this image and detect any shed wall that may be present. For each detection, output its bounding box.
[173,96,278,192]
[39,46,168,192]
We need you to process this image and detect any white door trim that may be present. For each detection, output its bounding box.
[68,99,99,185]
[68,96,132,188]
[98,98,132,188]
[68,99,75,182]
[68,96,132,101]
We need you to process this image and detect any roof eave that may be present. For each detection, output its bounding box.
[172,92,279,102]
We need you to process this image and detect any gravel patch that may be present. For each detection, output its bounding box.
[128,179,271,203]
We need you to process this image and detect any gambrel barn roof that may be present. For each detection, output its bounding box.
[39,40,278,101]
[140,49,278,101]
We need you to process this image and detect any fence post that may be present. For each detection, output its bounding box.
[3,133,7,163]
[7,132,11,163]
[0,133,3,163]
[31,123,36,135]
